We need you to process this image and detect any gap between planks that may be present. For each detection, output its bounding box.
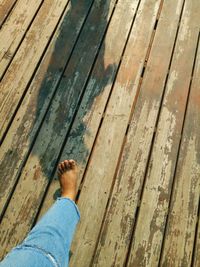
[0,0,46,80]
[159,29,200,266]
[0,0,96,220]
[89,0,163,265]
[66,0,164,266]
[126,0,200,265]
[0,0,70,142]
[90,1,186,266]
[0,1,119,260]
[0,0,18,27]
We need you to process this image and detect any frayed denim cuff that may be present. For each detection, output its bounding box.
[57,197,80,221]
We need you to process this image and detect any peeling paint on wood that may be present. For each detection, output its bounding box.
[38,0,140,220]
[0,0,17,27]
[0,0,44,78]
[0,0,199,265]
[0,0,93,220]
[92,0,186,266]
[0,0,119,258]
[160,37,200,267]
[0,0,69,140]
[68,0,162,266]
[127,0,200,266]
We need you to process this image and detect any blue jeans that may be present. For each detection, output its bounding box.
[0,197,80,267]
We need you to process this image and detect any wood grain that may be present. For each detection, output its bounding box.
[0,0,117,259]
[160,37,200,267]
[0,0,44,79]
[0,0,69,140]
[0,0,17,27]
[0,0,199,265]
[92,0,185,266]
[193,204,200,267]
[127,0,200,266]
[38,0,140,220]
[68,0,162,266]
[0,0,93,222]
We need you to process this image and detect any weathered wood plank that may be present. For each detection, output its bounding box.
[0,0,44,79]
[0,0,17,27]
[38,0,140,220]
[0,0,93,221]
[0,0,69,141]
[160,38,200,267]
[193,208,200,267]
[0,0,118,258]
[68,0,163,266]
[126,1,200,266]
[91,0,185,266]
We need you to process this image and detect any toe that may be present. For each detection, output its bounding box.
[61,162,66,172]
[69,159,76,169]
[64,160,70,170]
[58,164,63,173]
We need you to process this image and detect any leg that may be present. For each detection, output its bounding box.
[0,160,80,267]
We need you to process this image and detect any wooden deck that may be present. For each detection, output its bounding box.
[0,0,200,266]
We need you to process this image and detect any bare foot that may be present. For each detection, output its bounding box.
[57,159,78,201]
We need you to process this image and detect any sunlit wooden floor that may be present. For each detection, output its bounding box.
[0,0,200,266]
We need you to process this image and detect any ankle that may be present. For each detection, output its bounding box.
[61,191,76,201]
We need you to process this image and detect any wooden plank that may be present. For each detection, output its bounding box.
[68,0,163,266]
[0,0,69,141]
[91,0,185,266]
[0,0,118,258]
[193,207,200,267]
[0,0,93,220]
[0,0,17,27]
[160,38,200,267]
[0,0,44,79]
[38,0,140,219]
[126,1,200,266]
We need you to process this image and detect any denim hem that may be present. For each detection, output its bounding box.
[57,197,81,220]
[15,244,60,267]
